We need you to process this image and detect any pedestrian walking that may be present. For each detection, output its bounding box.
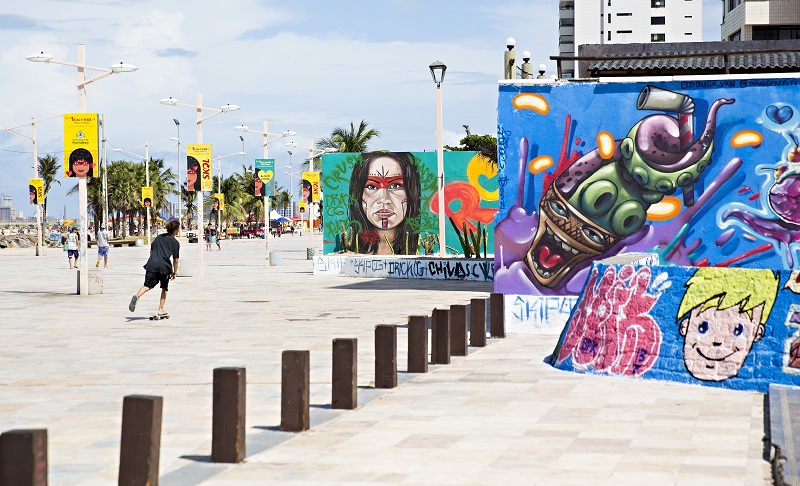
[129,220,180,319]
[95,225,110,268]
[66,227,80,269]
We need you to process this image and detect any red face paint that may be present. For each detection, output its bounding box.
[365,175,404,191]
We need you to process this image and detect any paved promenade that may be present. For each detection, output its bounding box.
[0,235,771,485]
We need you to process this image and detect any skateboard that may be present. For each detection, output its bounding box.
[149,314,169,320]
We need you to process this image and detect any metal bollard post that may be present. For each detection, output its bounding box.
[0,429,47,486]
[470,298,487,347]
[431,308,450,364]
[211,367,246,463]
[119,395,163,486]
[375,325,397,388]
[407,315,428,373]
[281,350,310,432]
[490,293,506,338]
[332,339,358,409]
[449,304,468,356]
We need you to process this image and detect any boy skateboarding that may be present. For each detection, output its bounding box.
[129,220,180,319]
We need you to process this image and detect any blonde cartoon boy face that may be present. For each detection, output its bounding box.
[679,302,764,381]
[677,267,778,382]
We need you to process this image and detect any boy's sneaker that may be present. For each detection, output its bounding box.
[96,261,100,268]
[129,295,138,312]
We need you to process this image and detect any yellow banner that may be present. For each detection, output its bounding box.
[298,200,307,214]
[63,113,99,178]
[213,193,225,211]
[141,186,153,207]
[186,144,213,192]
[29,178,43,205]
[303,171,321,202]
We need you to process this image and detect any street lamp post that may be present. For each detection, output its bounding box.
[215,151,245,234]
[0,114,61,257]
[173,118,182,236]
[27,44,137,295]
[159,92,240,277]
[430,60,447,256]
[234,121,296,265]
[113,138,179,246]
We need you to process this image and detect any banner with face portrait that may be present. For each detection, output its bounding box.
[214,193,225,211]
[186,144,213,192]
[29,178,43,205]
[298,200,307,214]
[63,113,99,178]
[141,186,153,207]
[254,159,275,196]
[303,172,320,202]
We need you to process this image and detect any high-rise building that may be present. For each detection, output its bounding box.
[559,0,703,78]
[722,0,800,41]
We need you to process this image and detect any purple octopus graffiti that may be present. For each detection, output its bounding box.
[495,85,745,295]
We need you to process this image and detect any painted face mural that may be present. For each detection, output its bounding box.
[69,148,94,178]
[526,87,733,288]
[361,156,408,231]
[676,267,778,381]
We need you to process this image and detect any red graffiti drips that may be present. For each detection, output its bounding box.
[360,230,379,244]
[429,181,495,233]
[543,114,582,194]
[556,265,662,376]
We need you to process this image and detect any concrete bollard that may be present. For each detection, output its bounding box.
[211,367,246,463]
[449,304,468,356]
[375,325,397,389]
[407,315,428,373]
[470,298,487,347]
[119,395,162,486]
[332,339,358,409]
[431,308,450,365]
[490,293,506,338]
[0,429,47,486]
[281,350,310,432]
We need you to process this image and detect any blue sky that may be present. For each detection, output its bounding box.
[0,0,722,220]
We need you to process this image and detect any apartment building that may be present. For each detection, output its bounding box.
[722,0,800,41]
[559,0,703,77]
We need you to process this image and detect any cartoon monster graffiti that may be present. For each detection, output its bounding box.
[676,267,779,381]
[526,86,734,288]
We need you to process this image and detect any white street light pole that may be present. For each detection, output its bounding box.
[174,118,182,237]
[159,92,240,277]
[113,138,178,246]
[430,60,448,256]
[0,114,60,258]
[27,44,137,295]
[234,121,296,265]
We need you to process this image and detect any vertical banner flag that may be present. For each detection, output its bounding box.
[141,186,153,207]
[214,193,225,211]
[298,200,307,214]
[29,178,43,205]
[304,171,321,202]
[186,144,213,192]
[63,113,99,178]
[254,159,275,196]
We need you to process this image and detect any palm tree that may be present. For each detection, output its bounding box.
[273,186,291,217]
[315,120,380,167]
[37,154,61,231]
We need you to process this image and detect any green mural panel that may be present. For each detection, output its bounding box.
[321,152,498,256]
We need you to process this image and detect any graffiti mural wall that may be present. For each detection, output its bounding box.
[552,263,800,393]
[322,152,497,255]
[496,76,800,296]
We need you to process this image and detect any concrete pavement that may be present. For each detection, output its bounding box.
[0,235,771,485]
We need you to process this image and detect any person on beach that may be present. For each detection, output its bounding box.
[96,225,110,268]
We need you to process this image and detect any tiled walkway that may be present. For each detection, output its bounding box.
[0,236,771,485]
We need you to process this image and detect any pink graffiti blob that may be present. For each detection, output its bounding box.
[557,265,662,375]
[430,181,496,233]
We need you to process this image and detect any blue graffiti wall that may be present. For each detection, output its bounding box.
[551,262,800,393]
[496,76,800,296]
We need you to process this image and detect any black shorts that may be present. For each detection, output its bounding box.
[143,271,171,290]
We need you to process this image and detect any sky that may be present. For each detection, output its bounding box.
[0,0,723,220]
